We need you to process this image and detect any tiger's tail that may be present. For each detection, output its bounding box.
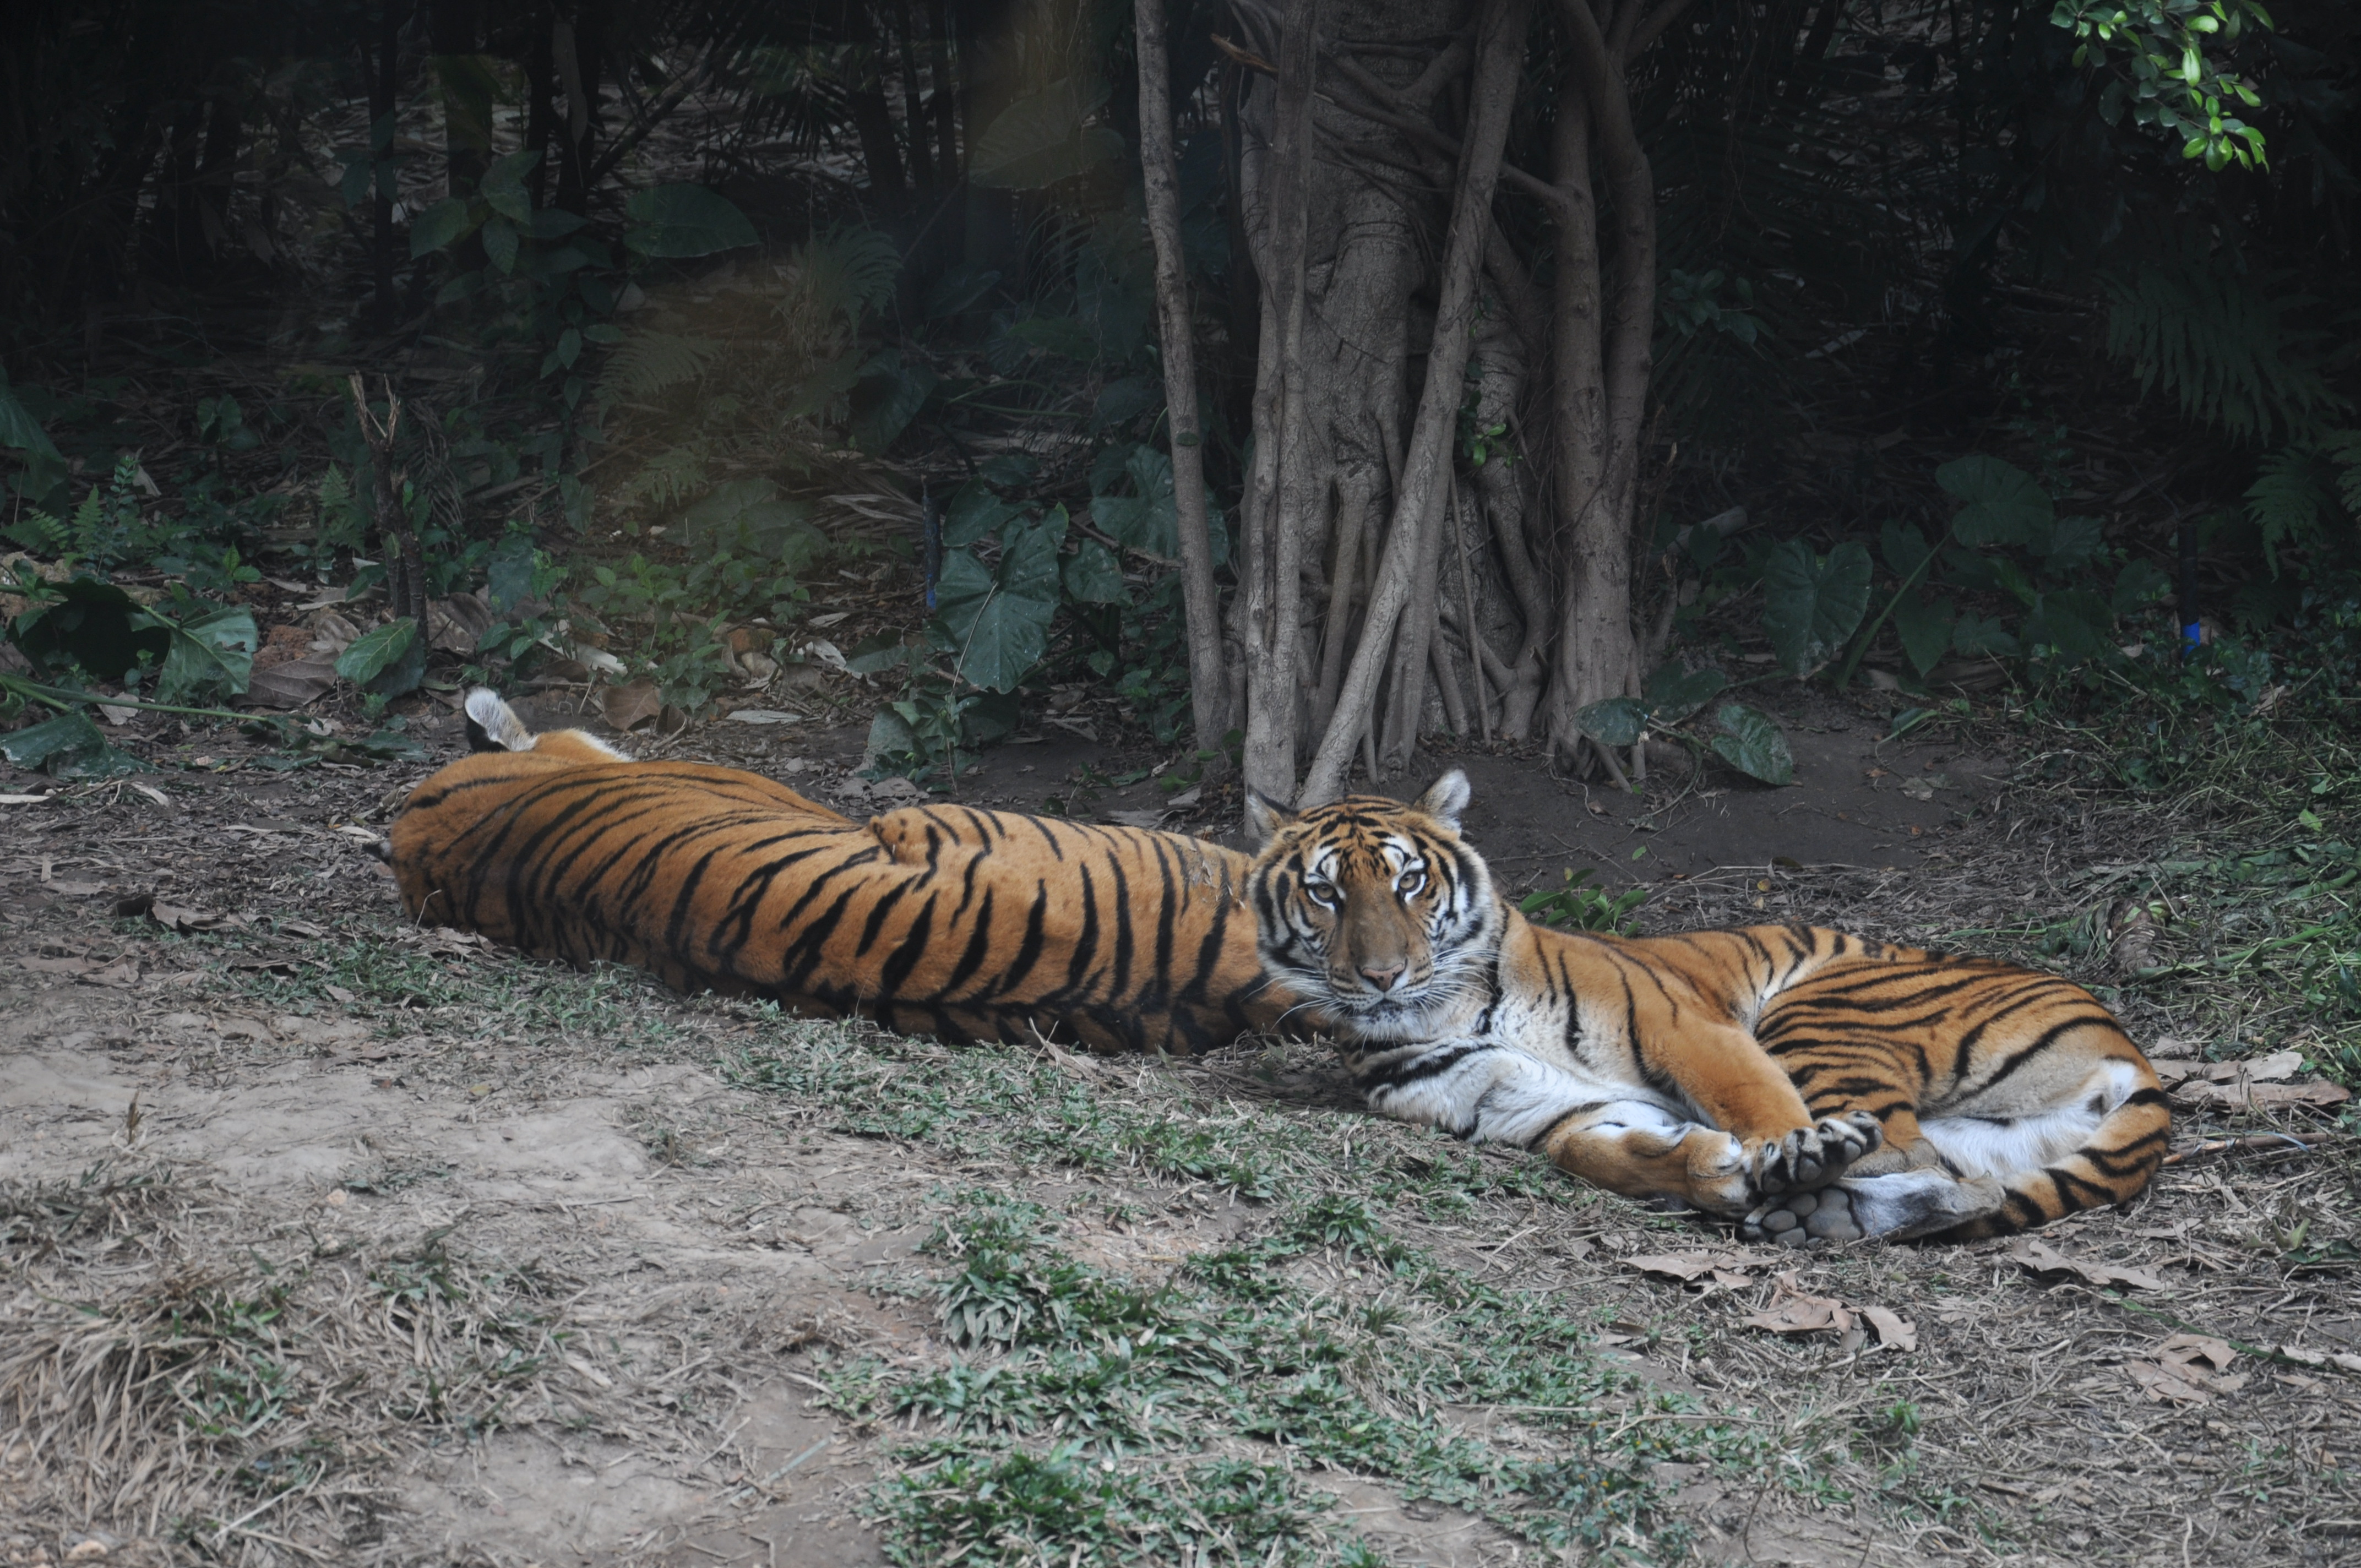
[1924,1081,2173,1242]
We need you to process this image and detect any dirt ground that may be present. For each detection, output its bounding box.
[3,686,2358,1567]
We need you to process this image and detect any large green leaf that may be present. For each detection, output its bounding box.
[0,710,149,777]
[935,508,1069,693]
[1951,613,2020,658]
[1879,519,1932,580]
[971,79,1126,190]
[1094,446,1177,557]
[9,577,168,680]
[1937,455,2052,548]
[848,352,939,455]
[477,149,540,222]
[2041,513,2105,569]
[1573,697,1646,748]
[1710,703,1793,786]
[2112,559,2173,616]
[1760,539,1871,676]
[1063,540,1128,605]
[942,481,1020,548]
[623,184,756,258]
[408,197,481,257]
[336,618,425,696]
[2022,590,2115,661]
[1640,663,1727,725]
[486,532,540,613]
[0,378,63,461]
[157,606,258,704]
[1890,591,1955,676]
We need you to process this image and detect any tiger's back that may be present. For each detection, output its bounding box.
[391,695,1281,1052]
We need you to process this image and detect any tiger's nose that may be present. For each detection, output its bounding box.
[1358,961,1405,993]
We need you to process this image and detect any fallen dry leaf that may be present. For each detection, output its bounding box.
[1858,1305,1918,1352]
[2128,1332,2250,1403]
[2153,1050,2303,1087]
[597,679,665,732]
[2171,1078,2351,1112]
[1623,1249,1782,1283]
[2005,1237,2166,1291]
[144,903,248,933]
[2278,1344,2361,1375]
[427,591,494,654]
[1738,1271,1914,1349]
[244,656,339,709]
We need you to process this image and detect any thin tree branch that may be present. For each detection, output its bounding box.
[1136,0,1231,755]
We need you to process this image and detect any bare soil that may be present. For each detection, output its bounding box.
[2,689,2357,1567]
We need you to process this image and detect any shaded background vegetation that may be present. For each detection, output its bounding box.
[0,0,2356,786]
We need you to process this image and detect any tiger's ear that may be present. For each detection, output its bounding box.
[464,688,536,753]
[1414,769,1471,831]
[1243,787,1298,848]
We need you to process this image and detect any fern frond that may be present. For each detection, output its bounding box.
[2324,429,2361,518]
[2244,448,2336,575]
[614,444,712,513]
[787,226,901,329]
[597,331,721,405]
[2105,258,2350,445]
[3,508,68,557]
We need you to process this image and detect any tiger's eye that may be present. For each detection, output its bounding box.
[1397,869,1426,896]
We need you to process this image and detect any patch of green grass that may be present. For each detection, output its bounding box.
[871,1444,1374,1567]
[727,1015,1598,1220]
[187,927,689,1049]
[828,1191,1747,1565]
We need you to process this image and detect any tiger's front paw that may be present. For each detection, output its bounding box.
[1748,1112,1882,1197]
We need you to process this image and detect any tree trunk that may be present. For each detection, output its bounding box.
[1234,0,1323,807]
[845,0,908,209]
[1134,0,1232,760]
[1233,0,1484,812]
[367,0,407,331]
[1297,0,1530,805]
[1540,0,1673,759]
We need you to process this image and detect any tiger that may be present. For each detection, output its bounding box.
[1244,771,2171,1242]
[387,690,1284,1052]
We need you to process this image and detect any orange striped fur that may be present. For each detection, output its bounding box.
[389,692,1283,1052]
[1245,772,2169,1241]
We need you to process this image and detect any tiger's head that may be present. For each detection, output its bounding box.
[1244,771,1501,1041]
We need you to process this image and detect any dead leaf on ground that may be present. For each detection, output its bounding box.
[427,591,494,654]
[2005,1237,2166,1291]
[143,902,249,933]
[308,609,363,654]
[2171,1078,2351,1112]
[1104,809,1169,830]
[2278,1344,2361,1375]
[244,656,339,709]
[596,679,664,732]
[1738,1270,1916,1350]
[1623,1249,1782,1283]
[2153,1050,2302,1086]
[2128,1332,2249,1404]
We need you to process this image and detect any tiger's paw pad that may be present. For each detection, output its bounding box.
[1750,1113,1882,1197]
[1740,1184,1865,1247]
